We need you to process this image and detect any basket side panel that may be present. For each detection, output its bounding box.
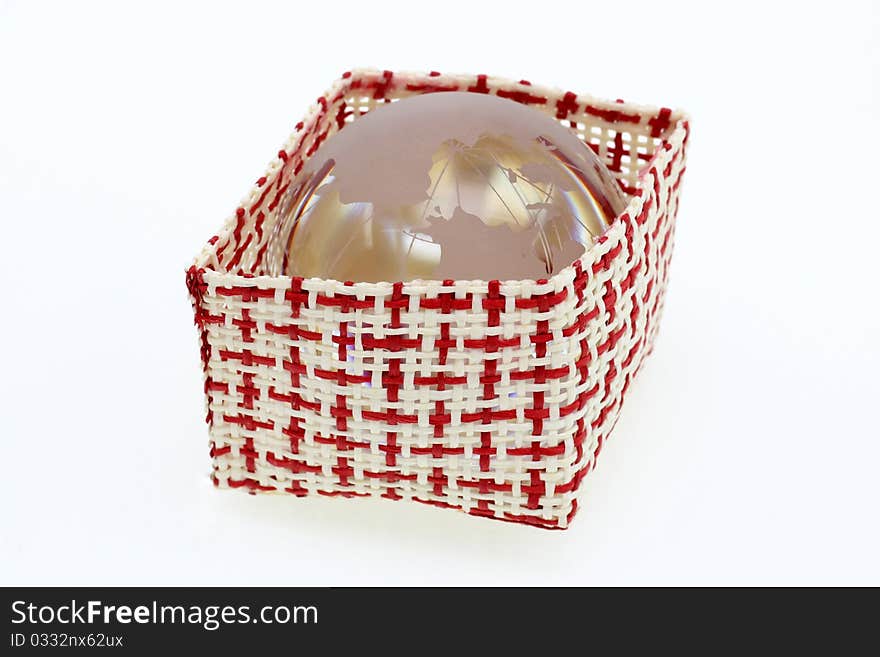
[569,122,689,493]
[197,247,632,528]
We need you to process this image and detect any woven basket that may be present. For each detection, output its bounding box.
[186,69,689,529]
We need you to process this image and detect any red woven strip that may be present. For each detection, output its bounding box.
[380,282,406,495]
[185,266,217,427]
[224,477,276,492]
[648,107,672,137]
[405,81,460,93]
[496,88,547,105]
[266,452,322,475]
[456,478,513,493]
[583,104,641,124]
[222,413,274,432]
[555,91,579,119]
[467,75,490,94]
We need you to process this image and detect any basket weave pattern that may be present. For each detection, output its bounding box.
[186,69,689,529]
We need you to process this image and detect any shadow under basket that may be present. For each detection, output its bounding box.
[186,69,690,529]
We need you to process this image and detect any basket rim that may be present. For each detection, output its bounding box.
[191,68,690,293]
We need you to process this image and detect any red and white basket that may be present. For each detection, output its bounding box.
[186,69,689,529]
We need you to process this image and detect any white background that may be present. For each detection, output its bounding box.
[1,0,877,586]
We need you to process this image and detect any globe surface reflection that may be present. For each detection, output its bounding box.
[266,92,626,282]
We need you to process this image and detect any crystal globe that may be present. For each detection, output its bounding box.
[266,92,626,282]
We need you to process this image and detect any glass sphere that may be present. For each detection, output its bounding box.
[266,92,626,282]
